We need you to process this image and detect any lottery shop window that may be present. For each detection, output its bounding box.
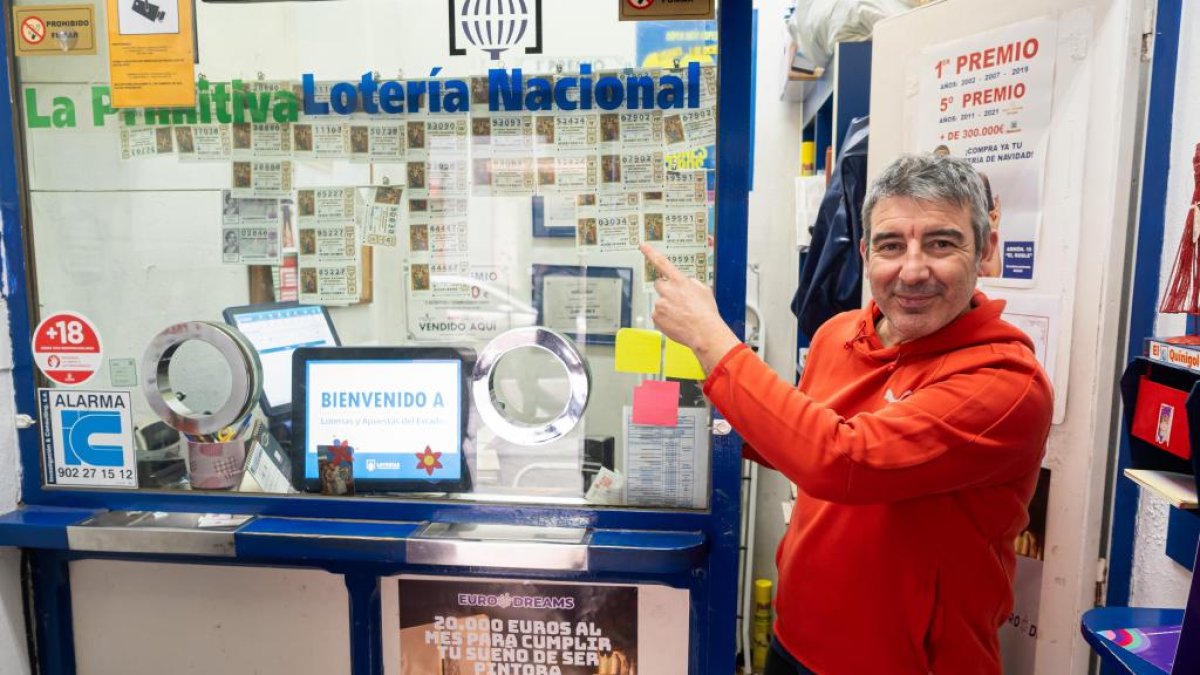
[15,0,720,509]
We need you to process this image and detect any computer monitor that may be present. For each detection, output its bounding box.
[291,346,473,493]
[223,302,340,419]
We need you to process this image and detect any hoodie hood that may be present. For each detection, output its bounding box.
[845,290,1034,361]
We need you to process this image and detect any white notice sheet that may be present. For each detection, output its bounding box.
[622,406,709,509]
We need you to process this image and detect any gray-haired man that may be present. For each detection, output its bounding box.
[641,154,1052,674]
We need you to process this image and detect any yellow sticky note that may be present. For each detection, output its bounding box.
[615,328,663,375]
[664,339,706,380]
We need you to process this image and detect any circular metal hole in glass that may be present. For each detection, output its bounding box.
[142,321,260,436]
[161,338,234,417]
[472,327,590,445]
[489,345,572,425]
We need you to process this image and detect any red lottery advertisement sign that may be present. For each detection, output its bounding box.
[32,312,103,386]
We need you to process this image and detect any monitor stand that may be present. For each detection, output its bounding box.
[268,416,293,450]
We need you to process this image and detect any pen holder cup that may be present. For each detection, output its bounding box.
[187,438,248,490]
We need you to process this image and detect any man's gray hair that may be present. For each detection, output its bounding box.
[861,154,991,258]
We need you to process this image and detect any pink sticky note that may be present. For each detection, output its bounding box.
[631,380,680,427]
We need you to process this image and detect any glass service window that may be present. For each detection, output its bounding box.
[16,0,720,509]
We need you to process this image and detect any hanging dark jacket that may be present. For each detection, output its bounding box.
[791,115,869,340]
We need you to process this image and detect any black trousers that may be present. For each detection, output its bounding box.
[763,638,818,675]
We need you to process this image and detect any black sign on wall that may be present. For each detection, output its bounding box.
[448,0,543,60]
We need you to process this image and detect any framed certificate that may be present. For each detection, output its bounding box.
[531,195,577,238]
[532,264,632,345]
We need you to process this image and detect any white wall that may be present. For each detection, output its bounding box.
[1129,492,1191,606]
[0,299,31,674]
[70,560,350,675]
[1131,0,1200,610]
[746,0,802,590]
[870,1,1146,673]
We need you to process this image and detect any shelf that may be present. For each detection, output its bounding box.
[780,67,827,102]
[778,38,826,105]
[0,506,708,574]
[1124,468,1198,509]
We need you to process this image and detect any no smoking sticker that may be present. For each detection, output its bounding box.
[619,0,710,20]
[20,16,45,44]
[33,312,103,386]
[12,5,97,56]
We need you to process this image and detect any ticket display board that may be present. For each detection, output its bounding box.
[16,0,721,510]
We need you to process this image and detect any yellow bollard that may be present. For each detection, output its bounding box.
[752,578,773,672]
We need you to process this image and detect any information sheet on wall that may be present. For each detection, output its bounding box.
[104,0,196,107]
[914,16,1057,286]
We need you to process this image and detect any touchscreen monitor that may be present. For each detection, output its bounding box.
[292,347,472,493]
[223,302,340,418]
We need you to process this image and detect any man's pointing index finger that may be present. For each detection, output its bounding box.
[639,242,681,279]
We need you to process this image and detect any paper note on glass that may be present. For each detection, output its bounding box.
[664,338,705,380]
[615,328,662,374]
[631,380,680,426]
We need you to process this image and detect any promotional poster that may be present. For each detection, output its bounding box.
[398,577,638,675]
[915,17,1058,286]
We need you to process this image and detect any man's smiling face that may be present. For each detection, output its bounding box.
[862,196,997,346]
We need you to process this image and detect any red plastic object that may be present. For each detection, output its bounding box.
[1131,375,1192,460]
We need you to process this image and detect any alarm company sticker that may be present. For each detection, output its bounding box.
[39,388,137,487]
[32,311,103,386]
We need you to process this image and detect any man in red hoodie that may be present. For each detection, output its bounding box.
[640,153,1052,674]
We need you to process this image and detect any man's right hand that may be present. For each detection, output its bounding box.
[639,243,740,373]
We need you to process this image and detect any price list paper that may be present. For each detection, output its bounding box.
[622,406,709,509]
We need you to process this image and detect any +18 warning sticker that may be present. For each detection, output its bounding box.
[32,311,102,386]
[39,389,137,488]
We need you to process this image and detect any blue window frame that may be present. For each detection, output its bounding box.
[0,2,753,674]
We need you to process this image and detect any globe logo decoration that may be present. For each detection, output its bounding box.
[459,0,532,60]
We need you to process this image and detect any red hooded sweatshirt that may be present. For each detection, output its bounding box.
[703,291,1052,674]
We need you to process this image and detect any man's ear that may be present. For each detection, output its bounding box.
[978,226,1000,269]
[860,236,868,262]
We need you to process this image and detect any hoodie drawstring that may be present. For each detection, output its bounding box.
[845,320,870,350]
